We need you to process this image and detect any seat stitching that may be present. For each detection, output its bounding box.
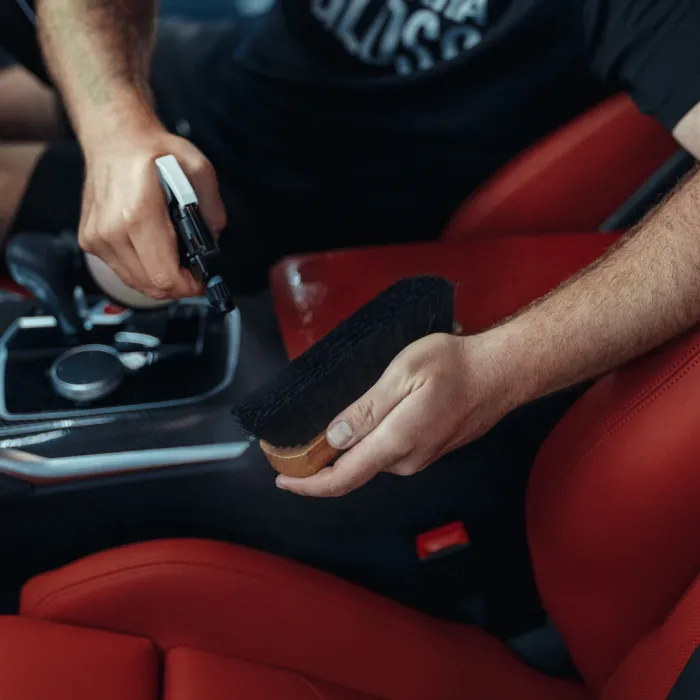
[533,345,700,501]
[25,560,450,641]
[572,352,700,476]
[298,675,330,700]
[165,646,389,700]
[594,339,700,439]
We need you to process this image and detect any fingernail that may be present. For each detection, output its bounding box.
[327,420,353,449]
[276,479,289,491]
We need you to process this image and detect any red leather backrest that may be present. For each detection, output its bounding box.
[527,329,700,692]
[443,94,679,241]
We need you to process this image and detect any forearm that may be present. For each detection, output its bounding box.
[482,167,700,406]
[36,0,158,144]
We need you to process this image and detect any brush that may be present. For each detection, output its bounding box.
[232,275,455,478]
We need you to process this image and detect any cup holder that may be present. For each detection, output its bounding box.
[0,301,241,421]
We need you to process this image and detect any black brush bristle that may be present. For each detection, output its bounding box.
[232,275,455,447]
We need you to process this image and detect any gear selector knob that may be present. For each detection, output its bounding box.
[5,231,84,337]
[84,252,170,310]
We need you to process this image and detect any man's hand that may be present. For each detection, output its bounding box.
[80,124,226,300]
[278,165,700,499]
[276,333,515,497]
[36,0,227,300]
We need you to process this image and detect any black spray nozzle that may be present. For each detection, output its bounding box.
[155,155,235,314]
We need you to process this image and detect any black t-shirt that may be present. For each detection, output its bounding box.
[192,0,700,245]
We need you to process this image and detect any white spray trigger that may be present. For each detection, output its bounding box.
[155,155,198,210]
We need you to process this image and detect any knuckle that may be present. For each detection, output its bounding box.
[151,273,174,291]
[354,398,376,427]
[78,235,95,253]
[100,227,124,246]
[321,478,348,498]
[382,432,412,463]
[190,153,212,176]
[213,208,227,231]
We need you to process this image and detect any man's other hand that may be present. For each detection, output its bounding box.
[276,333,517,497]
[79,125,226,300]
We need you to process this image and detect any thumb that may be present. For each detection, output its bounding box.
[326,370,406,450]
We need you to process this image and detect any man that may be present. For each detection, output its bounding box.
[1,0,700,631]
[0,0,697,295]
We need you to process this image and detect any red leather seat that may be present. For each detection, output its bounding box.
[3,317,700,699]
[442,93,678,240]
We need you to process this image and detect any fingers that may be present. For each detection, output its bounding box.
[128,194,200,299]
[179,148,227,239]
[276,457,381,498]
[108,240,172,300]
[277,356,419,497]
[325,368,407,451]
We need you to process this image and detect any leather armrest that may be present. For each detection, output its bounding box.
[270,232,619,359]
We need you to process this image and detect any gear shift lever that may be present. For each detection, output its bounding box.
[5,231,84,338]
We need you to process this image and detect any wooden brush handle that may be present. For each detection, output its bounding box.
[260,433,341,478]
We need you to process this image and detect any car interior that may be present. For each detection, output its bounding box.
[0,84,699,699]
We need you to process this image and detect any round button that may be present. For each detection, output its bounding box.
[50,345,124,403]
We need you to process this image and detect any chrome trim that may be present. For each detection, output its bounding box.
[114,331,161,348]
[0,416,118,438]
[0,441,251,482]
[18,316,57,330]
[74,286,91,330]
[0,302,242,421]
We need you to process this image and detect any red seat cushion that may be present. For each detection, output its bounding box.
[165,648,381,700]
[270,233,619,359]
[21,538,589,700]
[0,616,157,700]
[7,535,700,698]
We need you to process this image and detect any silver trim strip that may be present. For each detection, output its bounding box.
[114,331,161,348]
[0,303,241,421]
[0,441,251,482]
[19,316,57,329]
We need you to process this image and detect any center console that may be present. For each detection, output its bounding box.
[0,232,289,485]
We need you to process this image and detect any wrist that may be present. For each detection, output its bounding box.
[464,321,543,410]
[74,89,160,153]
